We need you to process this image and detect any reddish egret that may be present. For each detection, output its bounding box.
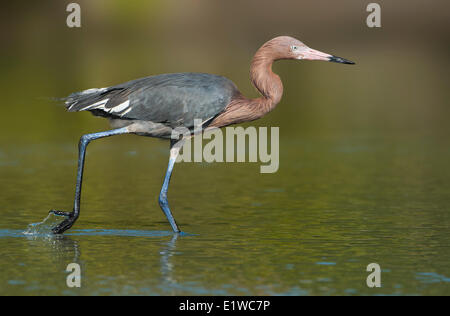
[50,36,354,234]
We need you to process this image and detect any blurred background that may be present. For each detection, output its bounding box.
[0,0,449,295]
[1,0,449,140]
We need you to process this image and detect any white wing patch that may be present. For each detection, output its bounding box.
[80,87,107,95]
[77,99,110,111]
[76,98,131,117]
[110,100,130,113]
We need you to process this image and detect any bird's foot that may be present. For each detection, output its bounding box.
[49,209,72,217]
[48,209,77,234]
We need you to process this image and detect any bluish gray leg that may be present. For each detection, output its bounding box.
[159,140,184,233]
[50,127,129,234]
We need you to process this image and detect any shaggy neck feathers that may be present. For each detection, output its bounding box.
[210,41,284,128]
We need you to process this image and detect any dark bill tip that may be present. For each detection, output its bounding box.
[329,55,355,65]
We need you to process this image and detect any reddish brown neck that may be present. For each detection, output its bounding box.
[209,45,284,128]
[249,46,284,111]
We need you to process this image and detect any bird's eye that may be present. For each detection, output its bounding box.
[291,46,298,51]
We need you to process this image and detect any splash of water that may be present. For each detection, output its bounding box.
[23,213,66,237]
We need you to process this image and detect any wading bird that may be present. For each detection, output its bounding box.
[50,36,354,234]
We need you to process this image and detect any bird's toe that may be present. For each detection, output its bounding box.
[49,209,72,217]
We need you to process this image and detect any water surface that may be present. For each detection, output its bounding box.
[1,3,449,294]
[1,134,449,295]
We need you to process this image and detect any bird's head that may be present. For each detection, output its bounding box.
[262,36,355,64]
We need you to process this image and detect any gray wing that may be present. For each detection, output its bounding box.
[64,73,239,129]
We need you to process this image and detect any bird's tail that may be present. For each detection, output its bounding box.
[63,87,109,112]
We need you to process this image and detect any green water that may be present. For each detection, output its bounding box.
[1,0,449,295]
[1,132,449,295]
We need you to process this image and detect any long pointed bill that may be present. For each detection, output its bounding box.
[300,48,355,64]
[328,55,355,64]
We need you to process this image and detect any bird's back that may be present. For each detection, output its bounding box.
[64,73,240,132]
